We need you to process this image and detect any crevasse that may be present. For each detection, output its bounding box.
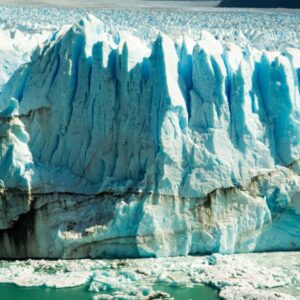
[0,15,299,258]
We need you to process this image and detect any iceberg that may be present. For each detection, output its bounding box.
[0,15,299,258]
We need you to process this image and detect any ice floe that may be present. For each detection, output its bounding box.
[0,252,299,299]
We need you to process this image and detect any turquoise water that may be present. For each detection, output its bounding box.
[154,284,220,300]
[0,283,220,300]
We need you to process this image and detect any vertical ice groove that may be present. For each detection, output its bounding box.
[190,37,229,134]
[82,42,105,182]
[65,28,85,132]
[258,52,300,165]
[0,98,34,189]
[178,36,195,120]
[150,34,189,194]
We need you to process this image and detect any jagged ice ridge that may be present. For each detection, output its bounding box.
[0,15,299,258]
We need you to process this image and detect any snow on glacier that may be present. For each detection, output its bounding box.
[0,13,299,258]
[0,25,50,91]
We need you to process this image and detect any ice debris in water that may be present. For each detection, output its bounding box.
[0,253,299,299]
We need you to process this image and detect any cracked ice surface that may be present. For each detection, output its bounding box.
[0,252,299,299]
[0,4,299,49]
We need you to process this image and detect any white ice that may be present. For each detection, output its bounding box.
[0,252,299,299]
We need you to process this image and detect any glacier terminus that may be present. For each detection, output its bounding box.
[0,10,299,260]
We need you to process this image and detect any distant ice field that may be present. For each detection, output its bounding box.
[0,0,222,9]
[0,3,299,50]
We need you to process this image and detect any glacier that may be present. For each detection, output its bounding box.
[0,14,299,258]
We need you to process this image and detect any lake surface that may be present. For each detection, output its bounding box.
[0,283,220,300]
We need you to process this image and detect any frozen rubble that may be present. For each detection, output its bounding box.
[0,14,299,258]
[0,252,299,299]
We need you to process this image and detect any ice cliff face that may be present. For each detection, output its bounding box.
[0,15,299,258]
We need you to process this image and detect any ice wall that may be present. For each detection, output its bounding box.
[0,15,299,258]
